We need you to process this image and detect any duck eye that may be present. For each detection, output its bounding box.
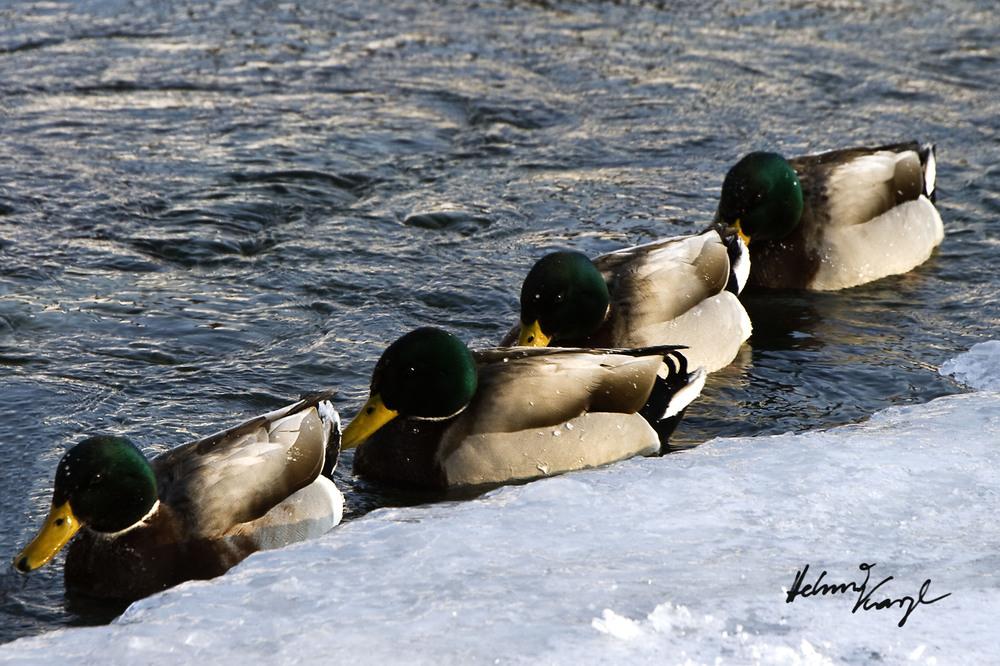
[553,292,565,304]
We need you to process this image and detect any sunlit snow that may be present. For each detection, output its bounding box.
[940,339,1000,391]
[3,345,999,664]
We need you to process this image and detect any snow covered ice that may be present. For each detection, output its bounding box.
[940,339,1000,392]
[3,345,999,664]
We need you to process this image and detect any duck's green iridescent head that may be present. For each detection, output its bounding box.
[717,152,803,244]
[517,251,610,347]
[342,327,478,449]
[14,435,158,573]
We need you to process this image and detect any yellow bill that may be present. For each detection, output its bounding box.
[734,220,751,247]
[14,501,81,573]
[517,320,551,347]
[341,393,399,449]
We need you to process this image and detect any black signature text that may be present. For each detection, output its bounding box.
[785,562,951,627]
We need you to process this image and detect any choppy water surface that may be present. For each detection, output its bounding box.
[1,0,997,643]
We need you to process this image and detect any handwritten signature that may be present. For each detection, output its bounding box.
[784,562,951,627]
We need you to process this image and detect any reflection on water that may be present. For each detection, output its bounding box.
[676,278,965,450]
[2,0,998,645]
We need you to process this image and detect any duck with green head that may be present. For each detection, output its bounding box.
[714,141,943,290]
[14,393,344,601]
[500,228,751,373]
[341,327,705,490]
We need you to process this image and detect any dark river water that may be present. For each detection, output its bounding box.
[1,0,998,644]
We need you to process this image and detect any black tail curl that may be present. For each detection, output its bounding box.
[638,350,697,451]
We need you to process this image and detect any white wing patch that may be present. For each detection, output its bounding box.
[662,365,708,420]
[825,151,904,229]
[442,412,660,487]
[729,237,751,295]
[623,292,751,373]
[812,197,943,290]
[223,476,343,548]
[923,145,936,197]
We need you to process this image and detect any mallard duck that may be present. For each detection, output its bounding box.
[714,141,943,290]
[341,327,706,490]
[499,228,752,373]
[13,393,344,602]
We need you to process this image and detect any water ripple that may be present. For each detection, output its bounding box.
[1,0,998,644]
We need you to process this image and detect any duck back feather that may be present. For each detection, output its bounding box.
[154,393,336,537]
[353,347,683,489]
[585,231,751,372]
[789,142,943,290]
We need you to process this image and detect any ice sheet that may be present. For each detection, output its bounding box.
[940,340,1000,391]
[3,349,998,664]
